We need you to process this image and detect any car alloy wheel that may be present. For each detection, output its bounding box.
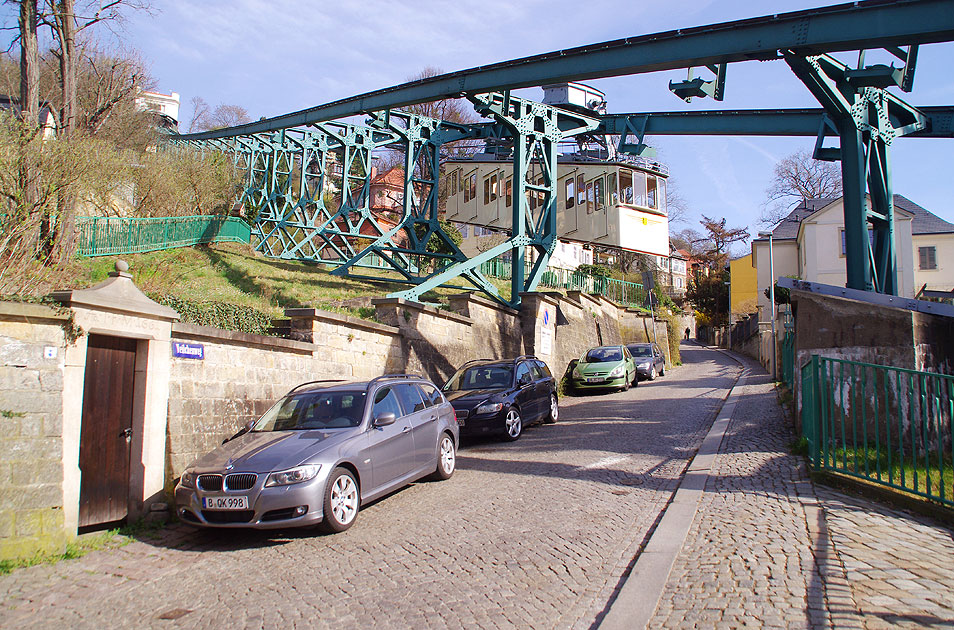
[503,408,523,441]
[433,433,456,480]
[319,467,359,533]
[649,366,657,381]
[544,394,558,424]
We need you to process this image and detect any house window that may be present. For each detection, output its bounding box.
[919,246,937,270]
[840,228,875,256]
[458,223,469,238]
[505,178,512,207]
[565,178,575,209]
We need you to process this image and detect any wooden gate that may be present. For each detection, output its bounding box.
[78,334,137,528]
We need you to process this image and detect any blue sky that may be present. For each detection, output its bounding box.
[9,0,954,240]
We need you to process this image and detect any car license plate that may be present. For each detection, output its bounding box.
[202,496,249,510]
[586,377,604,383]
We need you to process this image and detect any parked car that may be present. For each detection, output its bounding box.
[442,356,558,441]
[570,345,637,392]
[174,374,458,533]
[626,342,666,381]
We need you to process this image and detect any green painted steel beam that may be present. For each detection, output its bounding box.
[598,106,954,137]
[175,0,954,141]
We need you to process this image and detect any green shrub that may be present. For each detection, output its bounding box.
[153,295,273,336]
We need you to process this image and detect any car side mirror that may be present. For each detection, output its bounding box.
[519,374,532,386]
[373,411,397,427]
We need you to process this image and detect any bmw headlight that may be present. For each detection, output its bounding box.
[609,365,624,377]
[475,402,504,415]
[265,464,320,487]
[179,469,196,489]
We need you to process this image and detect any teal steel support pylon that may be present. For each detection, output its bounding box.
[786,51,928,295]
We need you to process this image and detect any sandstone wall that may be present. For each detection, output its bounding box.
[0,303,70,560]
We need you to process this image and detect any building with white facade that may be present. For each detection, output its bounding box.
[752,195,954,314]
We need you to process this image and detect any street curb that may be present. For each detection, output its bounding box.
[598,352,748,630]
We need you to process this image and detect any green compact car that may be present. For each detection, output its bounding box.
[570,345,637,392]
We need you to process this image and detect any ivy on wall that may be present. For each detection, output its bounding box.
[152,295,274,336]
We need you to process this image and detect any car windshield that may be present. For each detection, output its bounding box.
[584,348,622,363]
[252,390,367,431]
[444,364,513,391]
[628,345,653,358]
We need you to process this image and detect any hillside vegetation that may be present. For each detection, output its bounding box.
[47,243,511,327]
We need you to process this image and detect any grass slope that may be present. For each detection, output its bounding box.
[68,243,511,320]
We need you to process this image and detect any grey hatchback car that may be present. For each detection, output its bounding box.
[175,374,458,533]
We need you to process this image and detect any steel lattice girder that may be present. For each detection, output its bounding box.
[329,110,505,300]
[786,51,927,295]
[388,92,600,308]
[174,0,954,141]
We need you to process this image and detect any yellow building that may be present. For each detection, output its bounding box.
[730,253,759,319]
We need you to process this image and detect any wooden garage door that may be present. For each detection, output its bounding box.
[78,334,137,529]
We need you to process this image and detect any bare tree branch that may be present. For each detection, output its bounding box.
[761,149,842,226]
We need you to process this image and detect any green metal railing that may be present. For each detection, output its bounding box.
[781,331,796,388]
[76,215,251,257]
[477,260,646,308]
[801,355,954,507]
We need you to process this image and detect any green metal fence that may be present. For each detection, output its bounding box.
[477,260,646,308]
[801,355,954,507]
[76,215,251,257]
[780,331,796,388]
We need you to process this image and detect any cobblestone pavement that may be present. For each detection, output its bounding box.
[648,352,954,630]
[817,488,954,629]
[0,345,740,630]
[649,358,859,630]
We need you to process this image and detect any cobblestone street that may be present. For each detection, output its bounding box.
[2,344,952,629]
[0,345,738,630]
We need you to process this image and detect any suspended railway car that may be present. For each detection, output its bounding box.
[443,154,670,257]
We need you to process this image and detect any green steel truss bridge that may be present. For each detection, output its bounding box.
[171,0,954,309]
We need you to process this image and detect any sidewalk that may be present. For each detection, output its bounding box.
[608,350,954,629]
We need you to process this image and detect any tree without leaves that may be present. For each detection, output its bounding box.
[188,97,251,132]
[761,149,842,226]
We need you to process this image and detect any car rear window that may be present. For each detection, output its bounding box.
[418,383,444,407]
[395,383,427,413]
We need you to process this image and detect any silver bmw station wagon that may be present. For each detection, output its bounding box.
[175,374,459,533]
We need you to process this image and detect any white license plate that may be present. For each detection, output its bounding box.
[586,377,605,383]
[202,495,249,510]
